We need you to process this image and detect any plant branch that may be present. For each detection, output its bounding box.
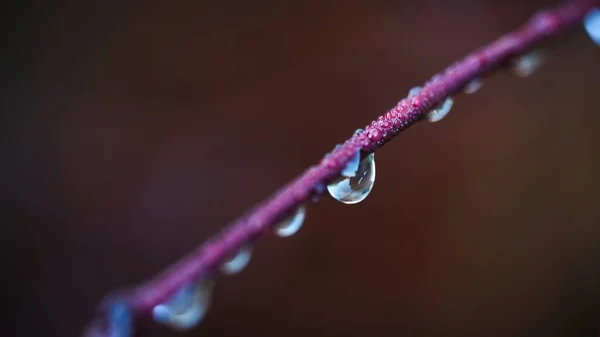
[84,0,599,336]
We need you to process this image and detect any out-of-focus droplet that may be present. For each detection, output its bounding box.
[408,86,422,97]
[273,205,306,237]
[313,183,325,196]
[512,51,544,77]
[108,301,133,337]
[327,153,375,204]
[408,84,452,123]
[220,245,252,275]
[84,300,133,337]
[584,8,600,46]
[426,97,454,122]
[152,279,213,331]
[463,79,483,94]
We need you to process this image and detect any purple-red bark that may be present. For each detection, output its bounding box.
[84,0,600,336]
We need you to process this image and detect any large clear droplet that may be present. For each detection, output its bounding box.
[152,279,213,331]
[512,51,544,77]
[220,245,252,275]
[327,152,375,204]
[584,8,600,46]
[340,149,361,177]
[426,97,454,122]
[273,205,306,237]
[463,79,483,94]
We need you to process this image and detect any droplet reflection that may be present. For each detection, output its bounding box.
[327,153,375,204]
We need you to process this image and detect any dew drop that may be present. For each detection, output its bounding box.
[367,128,382,141]
[273,205,306,237]
[220,245,252,275]
[152,279,213,331]
[584,8,600,46]
[426,97,454,123]
[340,149,361,177]
[512,51,544,77]
[408,86,422,97]
[108,301,133,337]
[463,79,483,94]
[327,153,375,204]
[314,183,325,195]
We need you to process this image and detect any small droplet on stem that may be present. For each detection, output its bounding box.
[220,245,252,275]
[584,8,600,46]
[408,86,422,97]
[463,79,483,94]
[426,97,454,123]
[152,279,213,331]
[313,183,325,196]
[273,205,306,237]
[327,153,375,204]
[512,50,544,77]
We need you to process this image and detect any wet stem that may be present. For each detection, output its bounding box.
[83,1,600,336]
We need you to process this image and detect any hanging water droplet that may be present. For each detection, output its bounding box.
[152,279,213,331]
[327,152,375,204]
[220,245,252,275]
[313,183,325,196]
[273,205,306,237]
[340,149,361,177]
[107,301,133,337]
[584,8,600,46]
[426,97,454,122]
[408,86,422,97]
[512,51,544,77]
[463,79,483,94]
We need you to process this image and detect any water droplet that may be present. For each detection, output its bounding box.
[273,205,306,237]
[220,245,252,275]
[408,86,422,97]
[152,279,213,331]
[367,128,382,141]
[512,51,544,77]
[327,153,375,204]
[426,97,454,123]
[463,79,483,94]
[108,301,133,337]
[584,8,600,46]
[340,149,361,177]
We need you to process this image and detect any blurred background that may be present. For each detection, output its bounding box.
[3,0,600,336]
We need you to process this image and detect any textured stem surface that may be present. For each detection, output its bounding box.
[85,0,599,336]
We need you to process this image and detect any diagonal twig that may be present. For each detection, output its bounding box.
[84,1,600,336]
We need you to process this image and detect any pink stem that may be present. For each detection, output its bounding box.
[84,0,599,336]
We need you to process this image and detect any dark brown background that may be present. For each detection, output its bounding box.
[3,0,600,336]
